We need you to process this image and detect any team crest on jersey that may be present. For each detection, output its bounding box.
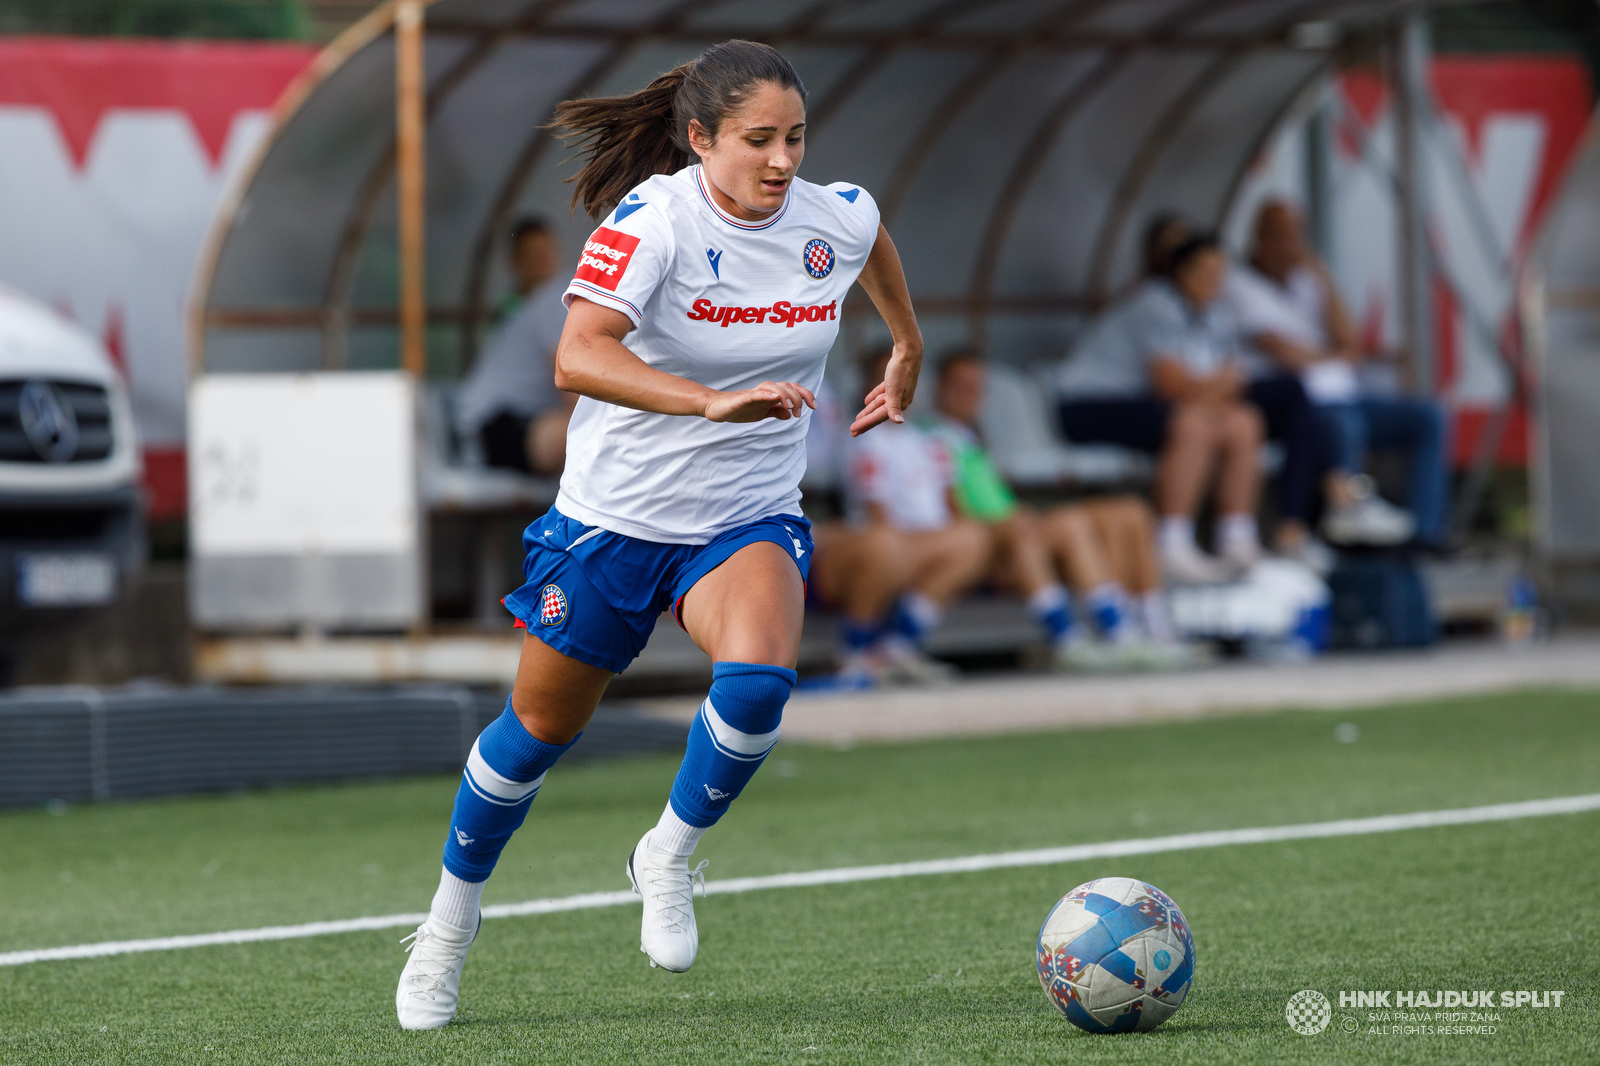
[803,238,835,279]
[539,584,568,625]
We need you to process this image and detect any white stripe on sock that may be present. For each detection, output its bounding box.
[463,739,546,805]
[700,698,780,759]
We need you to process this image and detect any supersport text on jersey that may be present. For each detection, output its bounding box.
[559,164,879,544]
[686,299,837,326]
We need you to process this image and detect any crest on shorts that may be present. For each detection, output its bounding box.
[539,584,568,625]
[803,238,835,279]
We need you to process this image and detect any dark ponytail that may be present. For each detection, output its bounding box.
[551,40,807,220]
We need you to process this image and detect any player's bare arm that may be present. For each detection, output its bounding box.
[850,223,923,437]
[556,296,817,424]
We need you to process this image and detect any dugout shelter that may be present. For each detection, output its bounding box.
[186,0,1460,683]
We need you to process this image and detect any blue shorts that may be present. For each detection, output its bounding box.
[502,507,814,674]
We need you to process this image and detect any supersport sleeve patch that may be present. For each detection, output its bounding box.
[565,201,672,327]
[574,226,641,292]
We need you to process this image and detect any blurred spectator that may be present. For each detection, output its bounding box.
[1142,212,1194,278]
[1054,234,1270,583]
[498,216,560,321]
[455,217,576,476]
[820,349,995,684]
[922,349,1196,670]
[1231,200,1447,548]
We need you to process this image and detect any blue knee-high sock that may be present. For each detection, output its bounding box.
[669,661,795,828]
[442,699,579,883]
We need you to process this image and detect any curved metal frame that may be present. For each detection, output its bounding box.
[456,0,743,367]
[187,0,409,374]
[191,0,1396,374]
[964,0,1298,344]
[1083,50,1243,300]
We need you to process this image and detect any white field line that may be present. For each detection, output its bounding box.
[4,792,1598,968]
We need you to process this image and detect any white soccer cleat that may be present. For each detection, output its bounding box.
[627,834,708,973]
[396,916,478,1030]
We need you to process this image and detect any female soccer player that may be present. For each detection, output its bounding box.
[396,40,923,1029]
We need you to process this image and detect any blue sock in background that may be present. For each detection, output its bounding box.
[1028,584,1075,643]
[890,592,943,645]
[841,617,885,652]
[442,700,579,883]
[1087,583,1130,640]
[669,662,795,827]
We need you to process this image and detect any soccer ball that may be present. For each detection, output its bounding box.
[1036,876,1195,1033]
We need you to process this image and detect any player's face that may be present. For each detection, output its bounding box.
[691,82,806,222]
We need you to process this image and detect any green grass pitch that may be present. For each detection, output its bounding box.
[1,687,1597,1064]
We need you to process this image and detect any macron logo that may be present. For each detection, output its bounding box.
[707,247,723,278]
[575,226,641,292]
[454,828,475,847]
[704,785,731,803]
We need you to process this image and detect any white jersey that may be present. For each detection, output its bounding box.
[559,164,880,543]
[846,421,953,533]
[1228,264,1359,404]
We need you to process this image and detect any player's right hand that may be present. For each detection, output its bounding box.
[850,345,920,436]
[703,380,817,423]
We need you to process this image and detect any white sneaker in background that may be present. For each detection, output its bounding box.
[835,649,885,688]
[1280,535,1338,576]
[1160,541,1234,586]
[396,915,478,1029]
[1323,477,1415,546]
[1122,637,1210,672]
[1218,536,1263,575]
[627,833,708,973]
[1052,635,1123,673]
[875,635,959,686]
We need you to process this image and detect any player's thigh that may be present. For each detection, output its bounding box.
[511,633,613,745]
[679,540,805,667]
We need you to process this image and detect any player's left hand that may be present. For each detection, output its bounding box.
[704,380,817,423]
[850,346,920,436]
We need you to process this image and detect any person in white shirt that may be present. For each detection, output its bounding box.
[396,40,925,1027]
[822,348,993,684]
[454,217,576,475]
[1230,200,1449,548]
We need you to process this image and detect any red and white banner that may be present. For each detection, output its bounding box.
[0,37,315,517]
[1233,55,1593,467]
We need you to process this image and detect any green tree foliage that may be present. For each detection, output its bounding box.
[0,0,309,40]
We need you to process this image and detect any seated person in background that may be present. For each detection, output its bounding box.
[454,216,577,476]
[821,349,996,684]
[1055,233,1272,582]
[921,349,1194,669]
[1231,199,1447,548]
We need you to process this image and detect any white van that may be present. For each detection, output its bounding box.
[0,286,145,682]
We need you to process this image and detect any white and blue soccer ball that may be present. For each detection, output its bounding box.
[1036,876,1195,1033]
